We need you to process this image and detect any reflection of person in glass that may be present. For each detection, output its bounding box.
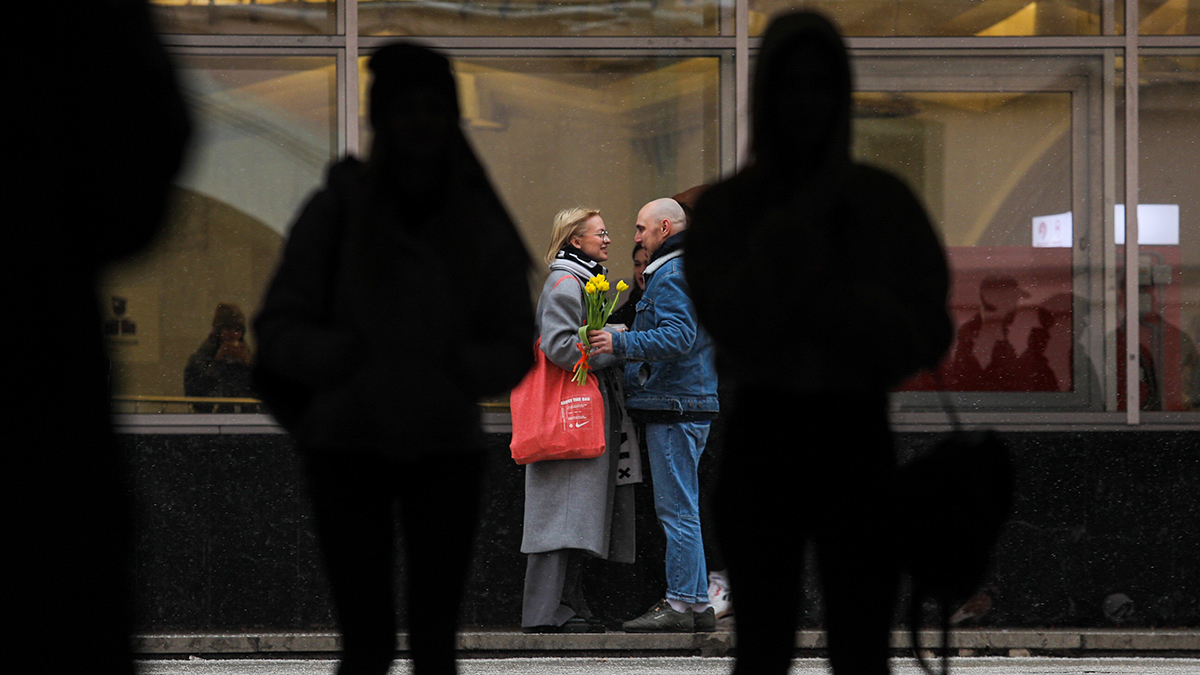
[184,303,256,413]
[1117,280,1200,410]
[253,42,535,675]
[947,274,1057,391]
[686,12,952,675]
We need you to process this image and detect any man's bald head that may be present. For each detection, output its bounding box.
[635,197,686,257]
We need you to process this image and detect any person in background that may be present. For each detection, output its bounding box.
[686,12,951,675]
[589,197,720,633]
[608,242,648,327]
[185,303,257,412]
[253,42,535,675]
[520,207,636,633]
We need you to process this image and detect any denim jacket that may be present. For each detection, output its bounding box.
[610,233,719,415]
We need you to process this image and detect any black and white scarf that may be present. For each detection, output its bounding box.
[553,244,607,281]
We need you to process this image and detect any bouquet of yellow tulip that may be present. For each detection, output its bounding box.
[572,274,630,385]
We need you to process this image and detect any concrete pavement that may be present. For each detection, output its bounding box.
[135,657,1200,675]
[133,629,1200,659]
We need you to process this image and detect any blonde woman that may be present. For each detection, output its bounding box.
[520,207,635,633]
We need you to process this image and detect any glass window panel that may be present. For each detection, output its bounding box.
[1139,0,1200,35]
[102,56,337,412]
[360,0,724,37]
[866,92,1083,396]
[359,55,722,287]
[150,0,336,35]
[1128,54,1200,410]
[750,0,1103,37]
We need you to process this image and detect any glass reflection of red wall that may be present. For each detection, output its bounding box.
[1115,246,1193,411]
[900,245,1195,410]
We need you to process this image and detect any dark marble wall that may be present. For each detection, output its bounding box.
[120,429,1199,632]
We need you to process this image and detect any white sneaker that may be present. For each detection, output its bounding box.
[707,570,733,619]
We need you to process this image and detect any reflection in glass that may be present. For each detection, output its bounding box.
[1124,55,1200,410]
[1139,0,1200,35]
[751,0,1103,36]
[103,56,337,406]
[150,0,336,35]
[360,56,721,286]
[360,0,722,37]
[860,92,1080,393]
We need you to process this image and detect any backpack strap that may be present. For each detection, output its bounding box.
[909,588,951,675]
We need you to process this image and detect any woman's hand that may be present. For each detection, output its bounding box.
[587,329,614,356]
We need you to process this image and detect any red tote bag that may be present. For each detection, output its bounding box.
[509,339,606,465]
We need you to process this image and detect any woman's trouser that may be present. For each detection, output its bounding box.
[716,387,898,675]
[305,447,485,675]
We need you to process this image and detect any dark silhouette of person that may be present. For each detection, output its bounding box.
[185,303,258,412]
[15,2,191,673]
[686,12,951,675]
[253,42,535,675]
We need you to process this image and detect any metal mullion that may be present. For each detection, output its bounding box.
[341,0,359,157]
[109,411,1200,434]
[1123,0,1140,424]
[735,0,749,167]
[1103,0,1116,36]
[852,48,1123,59]
[1140,36,1200,47]
[160,34,345,48]
[1103,50,1119,411]
[846,36,1126,49]
[167,46,340,57]
[1076,56,1104,413]
[720,51,737,179]
[719,0,735,37]
[892,412,1200,433]
[360,36,738,50]
[434,48,728,59]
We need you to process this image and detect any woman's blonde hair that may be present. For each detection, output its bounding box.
[545,207,601,265]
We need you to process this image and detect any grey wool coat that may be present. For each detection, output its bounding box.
[520,254,636,563]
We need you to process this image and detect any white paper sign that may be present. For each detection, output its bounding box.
[1032,211,1073,248]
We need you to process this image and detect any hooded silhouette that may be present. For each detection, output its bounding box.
[254,42,535,675]
[16,3,190,673]
[687,13,951,675]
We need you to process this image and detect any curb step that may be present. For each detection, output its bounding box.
[133,629,1200,658]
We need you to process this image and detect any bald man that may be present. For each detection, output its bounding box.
[589,198,720,632]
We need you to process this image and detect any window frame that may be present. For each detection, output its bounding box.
[119,0,1200,432]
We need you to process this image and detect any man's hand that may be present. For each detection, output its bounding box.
[588,329,614,356]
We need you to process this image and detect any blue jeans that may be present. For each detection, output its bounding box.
[644,420,711,603]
